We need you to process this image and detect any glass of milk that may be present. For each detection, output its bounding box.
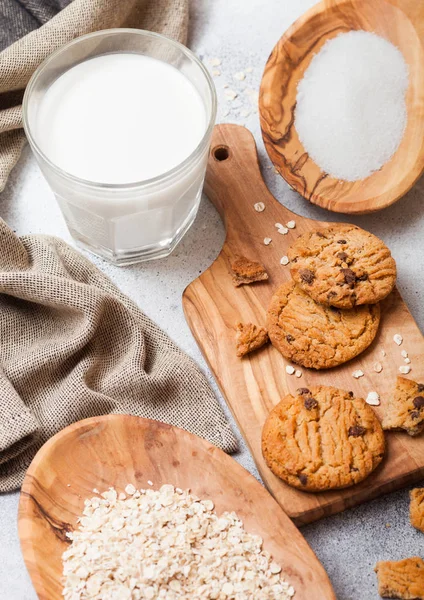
[23,29,217,265]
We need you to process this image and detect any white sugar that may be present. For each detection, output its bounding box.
[295,31,408,182]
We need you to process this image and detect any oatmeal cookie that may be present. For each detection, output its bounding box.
[410,488,424,533]
[236,322,269,357]
[375,557,424,599]
[231,256,268,287]
[266,280,380,369]
[288,225,396,309]
[382,376,424,436]
[261,386,385,491]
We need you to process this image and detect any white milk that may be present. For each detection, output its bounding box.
[35,53,206,184]
[30,51,213,263]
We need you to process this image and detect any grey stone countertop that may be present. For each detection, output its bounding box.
[0,1,423,598]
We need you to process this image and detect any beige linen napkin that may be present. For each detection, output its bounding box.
[0,220,237,491]
[0,0,189,192]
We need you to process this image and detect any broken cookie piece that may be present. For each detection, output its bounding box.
[236,322,269,358]
[231,256,269,287]
[382,376,424,436]
[375,557,424,599]
[410,488,424,533]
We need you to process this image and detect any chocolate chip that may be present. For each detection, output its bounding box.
[348,425,366,437]
[298,474,308,486]
[316,231,325,238]
[337,239,347,244]
[357,273,368,281]
[348,391,354,397]
[299,268,315,284]
[286,334,294,343]
[329,306,340,313]
[341,268,356,285]
[413,396,424,410]
[410,411,421,420]
[418,384,424,393]
[350,467,359,472]
[327,291,337,298]
[337,252,348,261]
[304,397,318,410]
[297,388,311,395]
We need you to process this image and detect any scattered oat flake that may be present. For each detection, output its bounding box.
[280,256,290,266]
[286,220,296,229]
[212,69,221,76]
[399,365,411,374]
[234,71,246,81]
[366,391,380,406]
[208,57,221,66]
[274,167,279,174]
[381,349,387,357]
[67,483,71,487]
[295,370,302,378]
[245,66,253,73]
[62,485,294,600]
[125,483,136,495]
[286,365,295,375]
[393,334,403,346]
[223,83,229,88]
[264,237,272,245]
[404,357,411,364]
[352,369,364,379]
[240,109,250,118]
[386,523,392,528]
[401,350,408,358]
[373,362,383,373]
[147,480,153,486]
[225,89,238,101]
[254,202,265,212]
[277,227,289,235]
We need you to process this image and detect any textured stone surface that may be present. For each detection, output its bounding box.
[0,1,424,598]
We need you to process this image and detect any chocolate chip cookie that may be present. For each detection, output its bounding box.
[231,256,269,287]
[382,376,424,436]
[288,225,396,309]
[236,322,269,357]
[410,488,424,533]
[375,558,424,599]
[266,280,380,369]
[262,386,385,491]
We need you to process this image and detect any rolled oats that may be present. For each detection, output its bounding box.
[62,485,294,600]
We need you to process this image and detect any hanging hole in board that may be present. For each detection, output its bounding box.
[212,145,230,161]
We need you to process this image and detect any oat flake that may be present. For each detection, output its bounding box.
[286,220,296,229]
[373,362,383,373]
[352,369,364,379]
[366,391,380,406]
[254,202,265,212]
[285,365,295,375]
[264,237,272,245]
[280,256,290,266]
[399,365,411,374]
[393,334,403,346]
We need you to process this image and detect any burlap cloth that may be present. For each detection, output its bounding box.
[0,0,190,192]
[0,0,238,490]
[0,219,238,491]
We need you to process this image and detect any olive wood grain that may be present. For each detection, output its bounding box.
[183,124,424,524]
[18,415,335,600]
[259,0,424,214]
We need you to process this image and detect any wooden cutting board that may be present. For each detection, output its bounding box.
[183,123,424,525]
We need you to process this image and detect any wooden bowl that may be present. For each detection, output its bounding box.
[18,415,335,600]
[259,0,424,214]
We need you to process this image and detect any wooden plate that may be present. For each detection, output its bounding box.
[259,0,424,213]
[18,415,335,600]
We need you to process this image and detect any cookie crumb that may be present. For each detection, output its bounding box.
[393,333,403,346]
[280,256,289,265]
[352,369,364,379]
[399,365,411,374]
[286,220,296,229]
[236,322,269,358]
[285,365,295,375]
[254,202,265,212]
[264,237,272,246]
[231,256,269,286]
[366,391,380,406]
[295,370,302,378]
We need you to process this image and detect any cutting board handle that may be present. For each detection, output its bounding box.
[205,124,296,247]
